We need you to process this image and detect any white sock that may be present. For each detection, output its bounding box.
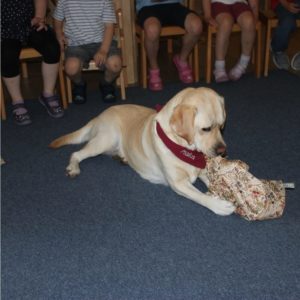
[239,54,251,69]
[215,60,226,71]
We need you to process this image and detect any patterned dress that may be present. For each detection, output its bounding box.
[1,0,35,42]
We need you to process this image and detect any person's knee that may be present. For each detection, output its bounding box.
[43,42,61,64]
[105,55,122,74]
[64,57,82,76]
[239,14,256,32]
[185,14,203,36]
[143,17,161,41]
[218,16,234,32]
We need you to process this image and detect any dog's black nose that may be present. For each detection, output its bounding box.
[216,144,227,157]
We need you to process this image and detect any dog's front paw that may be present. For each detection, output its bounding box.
[66,163,80,178]
[209,196,236,216]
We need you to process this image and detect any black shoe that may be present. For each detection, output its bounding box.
[99,81,117,103]
[39,94,64,118]
[72,81,87,104]
[12,103,32,126]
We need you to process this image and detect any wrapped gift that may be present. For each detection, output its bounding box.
[205,156,292,221]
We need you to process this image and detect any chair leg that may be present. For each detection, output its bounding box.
[141,32,147,89]
[255,22,262,78]
[21,62,29,79]
[264,21,272,77]
[1,81,7,120]
[58,63,68,109]
[206,27,213,84]
[66,76,72,103]
[167,39,173,54]
[119,69,126,100]
[194,43,200,82]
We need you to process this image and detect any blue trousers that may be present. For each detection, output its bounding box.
[271,3,300,52]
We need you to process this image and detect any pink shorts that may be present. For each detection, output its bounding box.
[211,2,252,21]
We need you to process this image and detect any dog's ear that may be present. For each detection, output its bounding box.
[170,105,196,145]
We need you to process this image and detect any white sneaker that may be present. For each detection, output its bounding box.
[291,52,300,71]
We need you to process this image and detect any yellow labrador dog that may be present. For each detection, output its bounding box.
[50,87,235,216]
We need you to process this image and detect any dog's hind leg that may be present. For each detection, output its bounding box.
[66,136,117,178]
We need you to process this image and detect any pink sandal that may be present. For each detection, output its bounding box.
[148,68,163,91]
[173,55,194,84]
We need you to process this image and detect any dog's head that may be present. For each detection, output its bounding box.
[167,87,227,157]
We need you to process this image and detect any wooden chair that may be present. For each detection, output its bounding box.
[1,48,67,120]
[260,0,300,76]
[65,9,127,102]
[205,21,262,84]
[135,0,200,88]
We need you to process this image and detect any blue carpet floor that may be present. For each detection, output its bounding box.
[1,70,300,300]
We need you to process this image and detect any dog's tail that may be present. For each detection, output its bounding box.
[49,122,93,149]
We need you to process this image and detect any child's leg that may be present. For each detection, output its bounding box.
[103,55,122,83]
[143,17,162,70]
[214,12,234,82]
[64,57,83,84]
[229,9,255,80]
[180,12,202,63]
[271,5,297,53]
[64,46,88,104]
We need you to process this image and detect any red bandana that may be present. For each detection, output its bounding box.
[156,121,206,169]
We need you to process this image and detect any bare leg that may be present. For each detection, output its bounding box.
[215,13,234,61]
[237,11,256,57]
[143,17,161,70]
[2,75,24,105]
[104,55,122,82]
[229,11,255,80]
[64,57,83,84]
[180,12,202,62]
[41,62,59,96]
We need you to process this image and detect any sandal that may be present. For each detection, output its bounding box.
[39,94,64,118]
[213,69,229,83]
[173,55,194,84]
[12,103,32,126]
[148,68,163,91]
[229,64,246,81]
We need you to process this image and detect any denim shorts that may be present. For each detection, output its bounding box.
[65,40,120,69]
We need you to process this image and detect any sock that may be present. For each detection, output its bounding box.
[215,60,226,71]
[239,54,251,69]
[230,54,250,79]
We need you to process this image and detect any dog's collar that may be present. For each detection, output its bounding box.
[156,121,206,169]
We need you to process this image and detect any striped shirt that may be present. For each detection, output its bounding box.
[53,0,116,46]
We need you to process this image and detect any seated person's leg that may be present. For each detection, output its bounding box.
[1,38,32,125]
[99,40,122,103]
[212,3,234,82]
[29,27,64,117]
[271,5,297,70]
[137,6,163,91]
[229,3,254,80]
[64,46,88,104]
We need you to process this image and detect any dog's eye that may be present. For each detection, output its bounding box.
[202,127,212,132]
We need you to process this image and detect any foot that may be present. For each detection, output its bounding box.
[39,94,64,118]
[12,103,32,126]
[173,54,194,84]
[291,52,300,71]
[72,81,87,104]
[272,51,290,70]
[228,64,246,81]
[99,81,117,103]
[213,69,229,83]
[148,68,163,91]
